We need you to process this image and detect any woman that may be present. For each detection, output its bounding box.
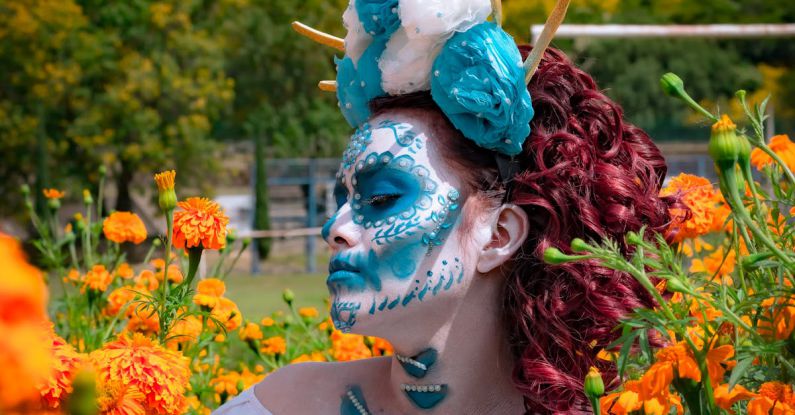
[216,1,675,413]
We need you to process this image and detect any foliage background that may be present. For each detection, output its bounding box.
[1,0,793,218]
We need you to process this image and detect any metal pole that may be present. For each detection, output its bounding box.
[531,24,795,43]
[306,159,318,273]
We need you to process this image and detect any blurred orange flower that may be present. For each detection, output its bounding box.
[42,189,65,200]
[260,336,287,356]
[660,174,721,243]
[758,296,795,341]
[291,352,327,363]
[89,333,190,415]
[39,330,85,409]
[115,263,135,280]
[369,337,393,356]
[330,330,372,362]
[103,212,147,244]
[82,264,113,293]
[750,135,795,172]
[126,303,160,335]
[298,307,319,319]
[104,287,137,317]
[194,278,226,310]
[211,297,242,331]
[134,270,159,291]
[167,316,203,350]
[747,382,795,415]
[601,380,643,415]
[689,248,736,284]
[261,317,275,327]
[239,322,263,342]
[156,264,184,284]
[714,383,755,411]
[172,197,229,251]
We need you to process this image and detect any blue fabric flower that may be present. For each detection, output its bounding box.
[358,37,388,100]
[430,22,534,156]
[336,37,388,128]
[336,56,370,127]
[356,0,401,38]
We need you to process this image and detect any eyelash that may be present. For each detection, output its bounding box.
[364,194,401,207]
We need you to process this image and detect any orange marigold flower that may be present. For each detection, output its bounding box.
[210,369,241,398]
[126,303,160,335]
[0,234,47,323]
[194,278,226,310]
[82,264,113,293]
[172,197,229,251]
[42,189,65,200]
[40,330,85,409]
[64,268,81,284]
[150,258,166,270]
[261,317,275,327]
[154,170,176,191]
[239,322,263,342]
[0,323,53,409]
[369,336,393,356]
[751,135,795,172]
[290,352,327,364]
[689,248,736,285]
[640,342,699,398]
[103,212,147,244]
[714,383,756,411]
[757,296,795,341]
[134,270,159,291]
[260,336,287,356]
[298,307,319,319]
[211,297,242,331]
[96,380,146,415]
[330,330,372,362]
[660,174,721,243]
[115,263,135,280]
[748,382,795,415]
[89,333,190,415]
[601,380,643,415]
[166,316,203,350]
[104,287,137,317]
[156,264,184,284]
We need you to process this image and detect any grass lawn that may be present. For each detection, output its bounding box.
[224,272,329,321]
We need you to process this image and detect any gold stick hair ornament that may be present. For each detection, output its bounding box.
[294,0,571,157]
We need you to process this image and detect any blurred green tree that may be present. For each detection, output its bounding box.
[0,0,234,216]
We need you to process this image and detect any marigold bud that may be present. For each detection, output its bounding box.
[709,115,741,169]
[570,238,591,253]
[660,73,686,98]
[543,247,572,265]
[47,197,61,210]
[82,189,93,206]
[584,366,605,398]
[283,288,295,306]
[154,170,177,212]
[20,184,30,196]
[664,278,691,295]
[98,165,107,178]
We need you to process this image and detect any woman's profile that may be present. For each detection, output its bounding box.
[215,0,677,413]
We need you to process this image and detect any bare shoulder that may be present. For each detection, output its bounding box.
[253,357,391,414]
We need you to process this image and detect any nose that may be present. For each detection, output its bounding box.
[322,206,359,251]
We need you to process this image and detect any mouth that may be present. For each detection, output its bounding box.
[327,257,364,291]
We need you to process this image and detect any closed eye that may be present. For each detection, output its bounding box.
[364,194,401,207]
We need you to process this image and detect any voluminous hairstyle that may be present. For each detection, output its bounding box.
[371,46,678,413]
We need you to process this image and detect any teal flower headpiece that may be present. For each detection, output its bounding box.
[293,0,571,158]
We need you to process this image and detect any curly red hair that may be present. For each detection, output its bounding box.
[371,46,679,413]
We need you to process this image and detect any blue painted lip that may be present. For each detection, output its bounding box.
[329,257,360,273]
[327,270,363,286]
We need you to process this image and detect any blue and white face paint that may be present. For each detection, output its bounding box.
[323,113,470,336]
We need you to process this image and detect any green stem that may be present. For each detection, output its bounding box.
[681,94,720,123]
[185,247,204,288]
[722,168,795,270]
[588,397,601,415]
[222,244,247,279]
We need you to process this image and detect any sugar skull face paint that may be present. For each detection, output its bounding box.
[323,113,471,335]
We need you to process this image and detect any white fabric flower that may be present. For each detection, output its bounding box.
[398,0,492,39]
[343,0,372,66]
[379,28,447,94]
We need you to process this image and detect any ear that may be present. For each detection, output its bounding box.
[476,204,530,274]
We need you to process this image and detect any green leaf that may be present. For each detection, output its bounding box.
[728,357,754,389]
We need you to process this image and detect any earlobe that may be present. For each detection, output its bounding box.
[476,204,530,274]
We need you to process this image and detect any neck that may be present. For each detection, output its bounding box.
[382,275,525,414]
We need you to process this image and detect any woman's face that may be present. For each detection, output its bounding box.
[323,111,481,337]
